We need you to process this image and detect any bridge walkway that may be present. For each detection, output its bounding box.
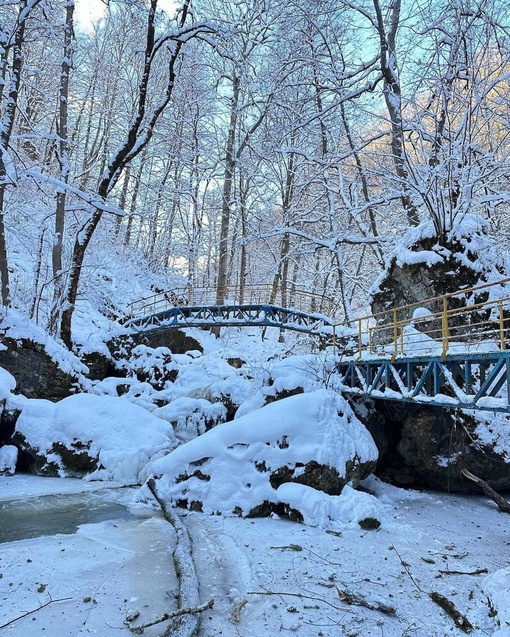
[125,278,510,413]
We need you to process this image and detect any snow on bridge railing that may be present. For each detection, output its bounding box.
[127,284,340,319]
[332,277,510,359]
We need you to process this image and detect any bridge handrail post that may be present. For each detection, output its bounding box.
[499,300,506,350]
[358,319,363,359]
[441,296,449,359]
[393,309,398,360]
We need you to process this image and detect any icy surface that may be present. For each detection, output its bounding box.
[1,475,509,637]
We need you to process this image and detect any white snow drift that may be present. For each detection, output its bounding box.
[144,388,379,520]
[15,393,177,484]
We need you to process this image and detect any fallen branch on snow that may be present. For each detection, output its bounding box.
[335,586,396,615]
[461,469,510,513]
[0,595,72,630]
[248,588,354,613]
[124,600,214,634]
[429,591,473,633]
[124,478,213,637]
[438,568,488,576]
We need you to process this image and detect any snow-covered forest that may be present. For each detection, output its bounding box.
[2,1,510,636]
[1,0,510,335]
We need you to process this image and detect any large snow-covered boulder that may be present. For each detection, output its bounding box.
[143,389,378,517]
[13,393,177,484]
[370,215,507,316]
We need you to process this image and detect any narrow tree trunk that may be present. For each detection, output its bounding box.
[0,0,38,305]
[49,0,75,334]
[373,0,419,226]
[216,73,240,305]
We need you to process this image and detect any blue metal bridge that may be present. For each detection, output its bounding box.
[125,279,510,413]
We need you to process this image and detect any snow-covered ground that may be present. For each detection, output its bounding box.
[1,325,510,636]
[1,475,509,637]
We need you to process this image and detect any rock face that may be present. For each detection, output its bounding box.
[112,329,203,358]
[370,218,505,316]
[363,218,510,491]
[143,389,378,518]
[0,336,79,401]
[364,400,510,491]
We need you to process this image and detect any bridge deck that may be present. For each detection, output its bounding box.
[126,278,510,413]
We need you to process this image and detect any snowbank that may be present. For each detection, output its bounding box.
[143,389,378,520]
[483,568,510,637]
[15,393,177,484]
[276,482,384,529]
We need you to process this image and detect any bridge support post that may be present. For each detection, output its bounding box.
[499,300,506,350]
[441,297,449,359]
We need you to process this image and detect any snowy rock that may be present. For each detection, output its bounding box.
[127,345,179,390]
[114,329,203,358]
[362,216,510,490]
[0,335,83,401]
[13,393,177,484]
[0,444,18,475]
[276,482,384,529]
[153,397,226,443]
[370,215,507,315]
[364,400,510,491]
[144,389,378,518]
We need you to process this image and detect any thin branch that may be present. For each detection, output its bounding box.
[0,596,72,630]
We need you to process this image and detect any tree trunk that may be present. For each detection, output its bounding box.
[216,72,240,305]
[373,0,419,226]
[59,0,198,347]
[49,0,75,334]
[0,0,39,305]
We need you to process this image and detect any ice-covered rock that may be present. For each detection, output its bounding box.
[0,445,18,475]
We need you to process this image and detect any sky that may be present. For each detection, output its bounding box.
[74,0,177,32]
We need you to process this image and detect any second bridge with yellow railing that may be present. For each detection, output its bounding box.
[124,278,510,413]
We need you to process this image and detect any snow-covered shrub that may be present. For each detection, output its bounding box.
[153,397,226,443]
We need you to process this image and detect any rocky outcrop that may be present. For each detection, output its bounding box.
[0,336,80,401]
[112,329,203,358]
[371,218,506,316]
[361,218,510,491]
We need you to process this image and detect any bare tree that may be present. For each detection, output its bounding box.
[58,0,215,346]
[0,0,43,306]
[49,0,75,334]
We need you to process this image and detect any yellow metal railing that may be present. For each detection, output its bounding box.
[332,277,510,359]
[128,284,339,319]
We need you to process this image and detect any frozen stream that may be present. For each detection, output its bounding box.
[0,475,180,637]
[0,489,136,543]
